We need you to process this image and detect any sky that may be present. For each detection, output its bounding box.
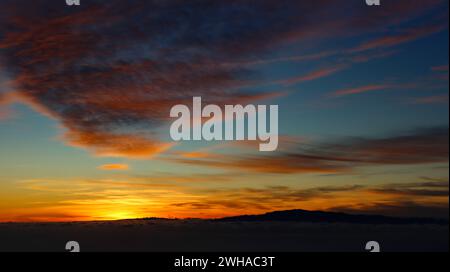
[0,0,448,222]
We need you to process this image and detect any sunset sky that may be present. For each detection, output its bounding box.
[0,0,448,222]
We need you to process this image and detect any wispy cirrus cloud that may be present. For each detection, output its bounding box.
[328,84,391,98]
[349,23,447,53]
[0,0,447,160]
[279,64,348,86]
[222,50,341,68]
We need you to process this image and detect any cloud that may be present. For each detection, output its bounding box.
[222,50,341,68]
[431,65,449,72]
[1,0,331,158]
[170,184,366,213]
[280,64,348,85]
[0,92,19,120]
[274,49,399,87]
[170,153,348,174]
[430,64,449,81]
[349,23,447,53]
[64,129,174,159]
[369,180,449,197]
[409,95,449,105]
[10,174,449,221]
[97,164,129,171]
[348,49,398,63]
[0,0,447,159]
[328,84,391,98]
[169,127,449,174]
[0,94,6,106]
[171,180,448,218]
[296,127,449,166]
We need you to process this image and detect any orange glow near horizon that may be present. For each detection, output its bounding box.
[1,178,448,222]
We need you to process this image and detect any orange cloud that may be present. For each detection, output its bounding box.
[64,129,174,159]
[2,175,448,222]
[0,92,23,120]
[97,164,129,171]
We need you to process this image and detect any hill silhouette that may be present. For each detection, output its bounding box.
[215,209,448,225]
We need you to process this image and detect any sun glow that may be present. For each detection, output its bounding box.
[103,211,140,221]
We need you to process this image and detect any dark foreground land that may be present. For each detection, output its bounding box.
[0,210,448,252]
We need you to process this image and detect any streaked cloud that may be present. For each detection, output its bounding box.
[431,65,449,72]
[328,84,390,98]
[0,0,448,222]
[280,64,348,86]
[97,164,129,171]
[7,175,447,221]
[169,127,449,174]
[409,95,449,105]
[349,23,447,53]
[369,180,449,197]
[64,129,174,159]
[171,180,448,218]
[0,0,446,159]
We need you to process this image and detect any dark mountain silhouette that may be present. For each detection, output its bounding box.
[215,209,449,225]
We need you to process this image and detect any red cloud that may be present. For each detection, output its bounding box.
[280,64,348,85]
[350,24,447,53]
[431,65,449,72]
[329,84,391,98]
